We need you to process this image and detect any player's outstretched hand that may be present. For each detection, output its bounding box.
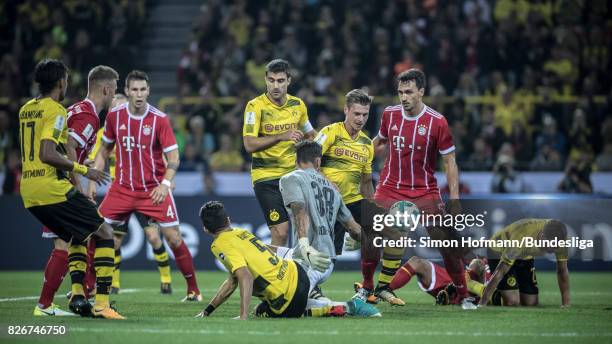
[344,236,361,251]
[280,130,303,143]
[150,184,169,205]
[85,167,111,186]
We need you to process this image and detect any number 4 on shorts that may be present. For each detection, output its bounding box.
[167,205,175,218]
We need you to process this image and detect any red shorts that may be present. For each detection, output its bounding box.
[99,185,179,227]
[42,226,58,239]
[417,261,453,297]
[374,185,444,215]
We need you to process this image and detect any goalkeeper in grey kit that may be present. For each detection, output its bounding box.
[278,141,375,310]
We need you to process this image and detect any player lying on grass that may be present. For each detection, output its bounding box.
[197,201,381,319]
[478,219,570,308]
[381,255,491,305]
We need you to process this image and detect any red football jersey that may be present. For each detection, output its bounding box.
[67,99,99,164]
[102,103,178,192]
[376,104,455,196]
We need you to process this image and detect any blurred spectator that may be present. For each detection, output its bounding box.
[491,154,527,193]
[558,153,593,193]
[465,137,493,171]
[595,119,612,171]
[210,134,244,172]
[535,116,567,159]
[2,149,21,195]
[530,144,562,171]
[186,115,215,161]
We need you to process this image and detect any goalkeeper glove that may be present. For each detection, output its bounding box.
[344,236,361,251]
[298,238,331,272]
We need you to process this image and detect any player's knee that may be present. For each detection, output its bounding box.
[53,238,69,251]
[96,223,114,240]
[520,296,539,307]
[503,297,520,306]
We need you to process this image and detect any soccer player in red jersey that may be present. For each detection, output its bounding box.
[91,70,201,301]
[387,257,491,305]
[356,69,476,309]
[35,66,119,316]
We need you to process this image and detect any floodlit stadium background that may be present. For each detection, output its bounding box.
[0,0,610,270]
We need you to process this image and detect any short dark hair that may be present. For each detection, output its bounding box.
[265,59,291,77]
[88,65,119,86]
[397,68,426,90]
[295,140,322,165]
[345,89,373,108]
[199,201,230,233]
[34,58,69,95]
[542,219,567,240]
[125,70,149,88]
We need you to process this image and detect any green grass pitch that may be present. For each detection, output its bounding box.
[1,271,611,343]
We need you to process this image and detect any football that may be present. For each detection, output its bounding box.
[389,200,421,233]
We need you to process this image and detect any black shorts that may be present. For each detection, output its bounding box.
[113,212,157,235]
[28,188,104,244]
[333,199,387,255]
[489,259,539,295]
[255,262,310,318]
[253,179,289,227]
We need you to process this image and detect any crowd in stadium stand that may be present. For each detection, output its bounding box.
[1,0,611,195]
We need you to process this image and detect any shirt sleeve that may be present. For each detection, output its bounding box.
[336,199,354,225]
[377,111,389,139]
[299,101,314,133]
[437,117,455,155]
[242,100,261,137]
[67,111,96,148]
[41,107,67,144]
[555,246,569,262]
[314,125,335,155]
[102,112,116,144]
[279,173,305,207]
[211,241,247,273]
[500,249,518,266]
[159,116,178,153]
[363,140,374,174]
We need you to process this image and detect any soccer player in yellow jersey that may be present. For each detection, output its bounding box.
[243,59,317,246]
[196,201,381,319]
[19,59,123,319]
[479,219,570,307]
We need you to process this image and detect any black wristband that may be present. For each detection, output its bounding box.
[204,304,216,316]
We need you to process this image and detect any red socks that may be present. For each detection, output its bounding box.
[171,241,199,293]
[360,260,378,290]
[443,255,468,298]
[38,249,68,308]
[389,263,416,290]
[84,240,96,296]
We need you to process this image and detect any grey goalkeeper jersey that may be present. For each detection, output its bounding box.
[279,167,353,260]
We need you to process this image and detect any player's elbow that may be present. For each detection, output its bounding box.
[243,139,255,154]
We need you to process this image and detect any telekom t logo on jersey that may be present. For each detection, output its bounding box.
[122,136,135,152]
[392,135,405,151]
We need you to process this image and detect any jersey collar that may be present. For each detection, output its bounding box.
[84,98,98,116]
[401,103,427,121]
[127,103,150,119]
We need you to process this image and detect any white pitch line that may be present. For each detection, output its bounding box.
[69,327,612,338]
[0,289,142,303]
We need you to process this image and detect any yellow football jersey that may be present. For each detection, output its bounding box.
[489,218,568,265]
[211,228,298,314]
[89,128,116,179]
[19,97,73,208]
[242,93,312,184]
[315,122,373,204]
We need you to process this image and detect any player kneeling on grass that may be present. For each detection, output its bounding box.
[478,219,570,308]
[196,201,381,319]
